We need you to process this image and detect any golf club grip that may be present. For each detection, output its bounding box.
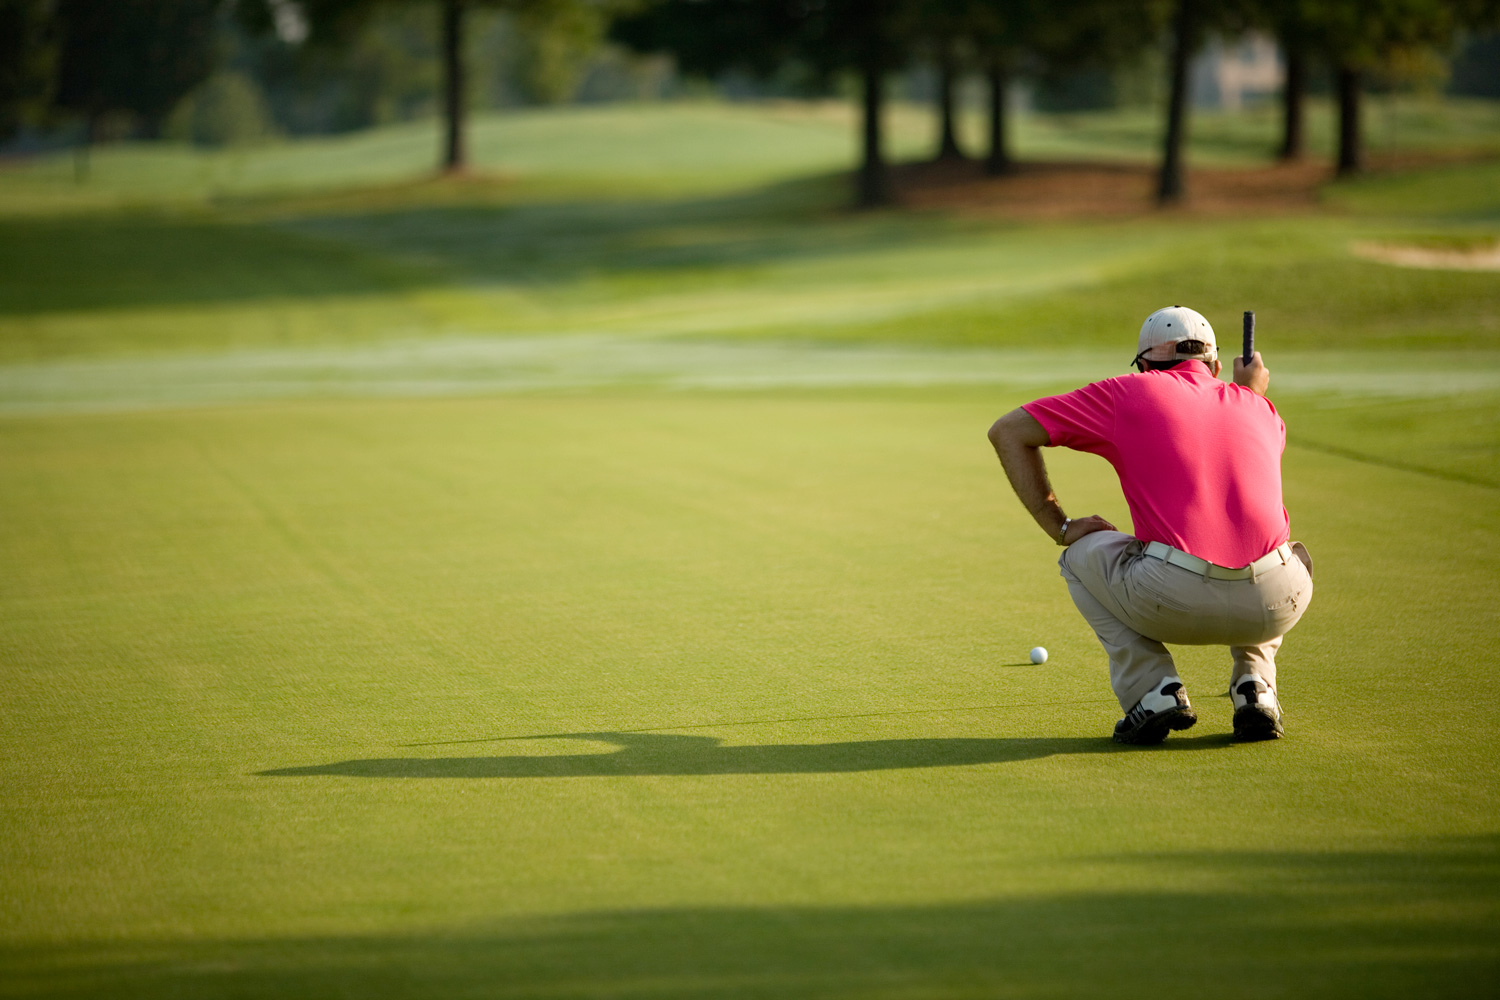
[1242,311,1255,366]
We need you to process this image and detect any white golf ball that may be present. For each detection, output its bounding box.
[1029,646,1049,665]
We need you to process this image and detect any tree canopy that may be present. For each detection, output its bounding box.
[0,0,55,141]
[239,0,614,171]
[52,0,219,139]
[8,0,1499,200]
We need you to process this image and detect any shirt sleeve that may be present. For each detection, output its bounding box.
[1021,378,1118,453]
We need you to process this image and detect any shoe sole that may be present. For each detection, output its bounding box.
[1232,705,1283,742]
[1114,706,1198,746]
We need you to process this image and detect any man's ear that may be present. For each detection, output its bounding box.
[1211,359,1223,377]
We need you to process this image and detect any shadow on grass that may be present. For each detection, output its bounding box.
[0,173,959,316]
[278,172,962,286]
[259,731,1230,779]
[6,838,1497,999]
[0,214,432,316]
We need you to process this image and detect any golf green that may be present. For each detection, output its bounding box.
[2,383,1497,997]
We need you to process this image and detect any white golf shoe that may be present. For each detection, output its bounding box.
[1231,675,1283,741]
[1113,675,1197,745]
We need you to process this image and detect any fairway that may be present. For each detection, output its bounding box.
[2,101,1499,997]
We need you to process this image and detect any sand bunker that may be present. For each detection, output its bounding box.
[1351,240,1500,271]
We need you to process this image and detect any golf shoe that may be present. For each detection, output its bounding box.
[1113,676,1197,745]
[1230,674,1284,741]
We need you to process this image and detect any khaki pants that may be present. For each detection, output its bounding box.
[1058,531,1313,711]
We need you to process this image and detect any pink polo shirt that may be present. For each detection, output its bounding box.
[1022,360,1290,568]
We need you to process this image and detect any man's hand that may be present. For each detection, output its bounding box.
[1233,351,1270,396]
[1062,514,1116,545]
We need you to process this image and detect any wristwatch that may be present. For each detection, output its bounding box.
[1057,517,1072,546]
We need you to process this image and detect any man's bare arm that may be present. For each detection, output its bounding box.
[987,408,1116,545]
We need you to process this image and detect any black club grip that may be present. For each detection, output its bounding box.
[1242,310,1255,366]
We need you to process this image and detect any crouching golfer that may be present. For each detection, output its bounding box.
[988,306,1312,745]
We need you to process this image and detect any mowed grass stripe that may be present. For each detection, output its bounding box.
[4,338,1498,409]
[3,339,1496,487]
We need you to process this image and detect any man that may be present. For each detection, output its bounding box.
[988,306,1313,745]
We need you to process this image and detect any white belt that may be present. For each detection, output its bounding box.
[1143,540,1293,581]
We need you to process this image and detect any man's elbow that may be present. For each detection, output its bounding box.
[987,416,1008,448]
[988,407,1045,449]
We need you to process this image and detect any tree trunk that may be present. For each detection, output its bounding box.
[1279,35,1305,161]
[986,61,1013,176]
[75,111,99,183]
[934,39,965,161]
[1336,64,1362,175]
[857,61,890,208]
[1157,0,1196,205]
[441,0,467,174]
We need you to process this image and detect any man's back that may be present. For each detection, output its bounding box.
[1023,359,1288,567]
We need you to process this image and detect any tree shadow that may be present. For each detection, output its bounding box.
[0,214,431,316]
[279,172,961,287]
[8,837,1497,999]
[1,172,960,317]
[259,730,1230,779]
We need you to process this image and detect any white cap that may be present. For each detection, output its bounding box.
[1136,305,1217,364]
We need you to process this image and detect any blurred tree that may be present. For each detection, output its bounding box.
[244,0,610,173]
[240,5,446,135]
[52,0,219,142]
[0,0,55,142]
[515,1,609,103]
[1302,0,1493,175]
[345,8,441,124]
[806,0,920,205]
[1023,0,1167,173]
[612,0,918,207]
[966,0,1161,176]
[1244,0,1498,165]
[440,0,468,170]
[1250,0,1314,160]
[1157,0,1198,202]
[608,0,801,82]
[918,0,975,162]
[1449,30,1500,96]
[967,0,1030,175]
[1155,0,1262,203]
[166,70,279,147]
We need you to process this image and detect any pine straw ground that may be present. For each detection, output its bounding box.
[892,151,1494,218]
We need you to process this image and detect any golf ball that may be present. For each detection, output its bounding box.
[1029,646,1049,664]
